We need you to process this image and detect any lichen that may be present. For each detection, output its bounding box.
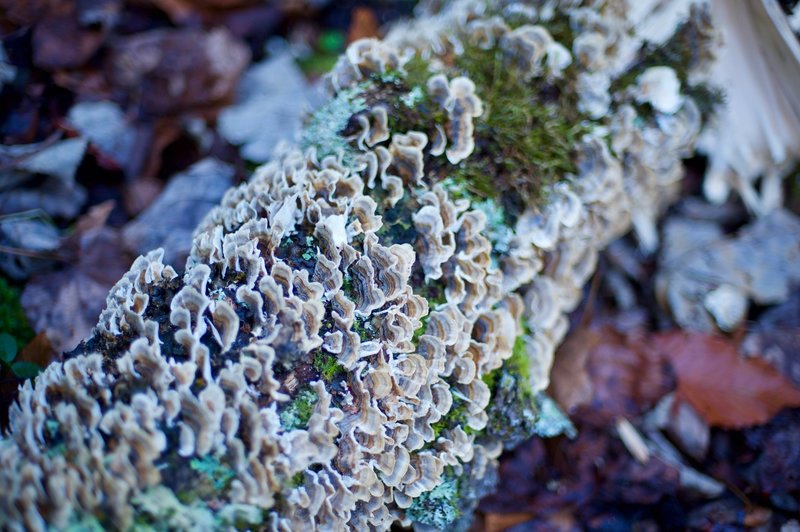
[482,330,540,449]
[533,393,576,439]
[406,476,461,530]
[301,84,367,163]
[279,388,319,430]
[189,454,236,491]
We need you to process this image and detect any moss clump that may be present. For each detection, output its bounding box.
[406,476,461,530]
[480,327,542,449]
[351,315,376,342]
[0,277,34,351]
[482,329,532,393]
[449,43,589,220]
[279,388,319,430]
[313,351,344,382]
[430,394,480,440]
[375,192,420,246]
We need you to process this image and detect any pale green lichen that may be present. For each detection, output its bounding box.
[129,486,264,531]
[473,198,515,257]
[301,85,367,162]
[189,454,236,491]
[406,476,460,530]
[400,85,425,107]
[279,388,319,430]
[533,393,576,439]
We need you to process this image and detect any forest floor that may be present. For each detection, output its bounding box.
[1,2,799,530]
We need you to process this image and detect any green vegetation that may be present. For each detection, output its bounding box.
[450,43,589,220]
[430,395,480,440]
[406,476,461,530]
[0,277,35,350]
[313,351,344,382]
[296,30,345,78]
[352,315,374,342]
[482,326,532,393]
[0,332,40,379]
[279,388,319,430]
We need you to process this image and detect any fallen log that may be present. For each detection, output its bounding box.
[0,1,717,530]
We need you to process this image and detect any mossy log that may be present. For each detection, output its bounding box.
[0,1,716,530]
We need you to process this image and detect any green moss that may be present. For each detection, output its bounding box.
[373,54,449,142]
[352,315,374,342]
[430,395,480,440]
[406,476,460,530]
[289,472,305,488]
[482,327,532,393]
[375,191,420,245]
[279,388,319,430]
[313,351,344,382]
[480,325,543,449]
[0,277,34,351]
[449,43,589,220]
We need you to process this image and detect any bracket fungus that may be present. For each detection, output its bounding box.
[0,1,719,530]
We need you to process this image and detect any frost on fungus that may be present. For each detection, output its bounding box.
[0,1,718,530]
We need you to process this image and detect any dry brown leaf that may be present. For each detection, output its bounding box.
[348,7,380,43]
[482,512,536,532]
[548,327,597,413]
[21,202,130,353]
[107,27,249,117]
[654,331,800,428]
[550,325,673,426]
[16,332,58,369]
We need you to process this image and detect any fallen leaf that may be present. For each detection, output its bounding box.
[16,331,57,369]
[32,0,117,70]
[0,212,61,279]
[657,210,800,332]
[107,27,250,117]
[653,331,800,428]
[122,158,234,266]
[122,176,164,217]
[21,203,129,353]
[744,408,800,494]
[482,512,536,532]
[218,51,315,163]
[66,101,135,170]
[550,325,673,426]
[348,7,379,43]
[547,327,597,413]
[742,289,800,387]
[0,137,89,218]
